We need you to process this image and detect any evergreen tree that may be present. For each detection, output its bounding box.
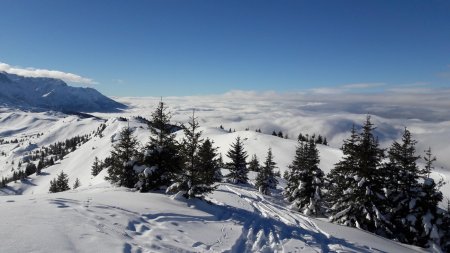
[49,179,58,193]
[327,117,389,235]
[255,148,278,195]
[25,163,37,176]
[441,201,450,252]
[423,147,436,178]
[384,128,421,242]
[226,137,249,184]
[285,137,324,216]
[217,153,225,169]
[384,129,444,247]
[139,101,181,192]
[277,131,283,138]
[197,139,221,191]
[91,156,103,176]
[317,135,323,144]
[174,112,204,197]
[105,126,139,188]
[48,157,54,166]
[248,154,260,172]
[49,171,70,193]
[56,171,70,191]
[37,159,44,174]
[73,178,81,189]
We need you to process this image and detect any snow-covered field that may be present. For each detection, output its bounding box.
[0,94,449,252]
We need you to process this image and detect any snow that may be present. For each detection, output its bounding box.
[0,95,449,252]
[0,162,427,252]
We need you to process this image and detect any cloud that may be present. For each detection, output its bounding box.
[308,87,345,95]
[341,82,386,89]
[0,62,97,85]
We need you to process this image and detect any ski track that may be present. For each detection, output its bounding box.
[120,183,383,253]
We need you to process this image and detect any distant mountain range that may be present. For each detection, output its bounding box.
[0,72,126,113]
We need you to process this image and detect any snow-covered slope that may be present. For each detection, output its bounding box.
[0,72,126,112]
[0,99,448,252]
[0,184,427,253]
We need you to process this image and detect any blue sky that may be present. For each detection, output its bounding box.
[0,0,449,96]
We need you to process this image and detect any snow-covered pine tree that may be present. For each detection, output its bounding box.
[197,138,221,191]
[49,179,57,193]
[255,148,278,195]
[384,128,422,242]
[56,171,70,192]
[226,137,249,184]
[327,117,389,235]
[91,156,103,176]
[73,178,81,189]
[25,163,36,176]
[385,130,445,248]
[105,126,139,188]
[441,200,450,252]
[139,101,181,192]
[248,154,260,172]
[285,137,324,216]
[414,148,444,248]
[174,111,206,198]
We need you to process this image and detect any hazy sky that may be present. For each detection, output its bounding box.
[1,0,449,96]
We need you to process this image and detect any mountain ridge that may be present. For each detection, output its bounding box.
[0,72,126,113]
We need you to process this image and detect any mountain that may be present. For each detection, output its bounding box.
[0,72,126,112]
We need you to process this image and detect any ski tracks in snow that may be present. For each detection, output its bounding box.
[122,183,378,253]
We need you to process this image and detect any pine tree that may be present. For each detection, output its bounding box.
[248,154,260,172]
[217,153,225,169]
[49,171,70,193]
[73,178,81,189]
[48,157,54,166]
[285,137,324,216]
[414,149,444,248]
[423,147,436,178]
[317,135,323,144]
[197,139,221,192]
[384,128,421,242]
[327,117,389,235]
[37,159,44,174]
[25,163,37,176]
[277,131,283,138]
[385,129,444,247]
[226,137,249,184]
[49,179,58,193]
[174,112,204,198]
[105,126,139,188]
[441,200,450,252]
[139,101,181,192]
[91,156,103,176]
[255,148,278,195]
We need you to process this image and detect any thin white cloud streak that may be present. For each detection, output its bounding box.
[341,82,386,89]
[0,62,97,85]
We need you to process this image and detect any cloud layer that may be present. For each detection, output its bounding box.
[0,62,97,85]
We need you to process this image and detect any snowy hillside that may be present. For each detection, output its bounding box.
[0,106,446,252]
[0,72,126,112]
